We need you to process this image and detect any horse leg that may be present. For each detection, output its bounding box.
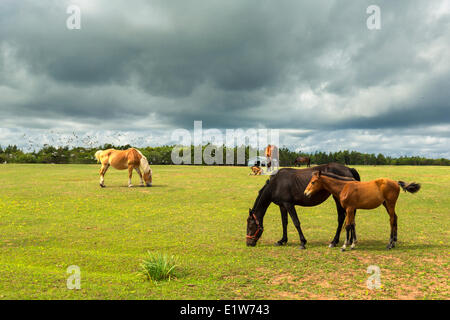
[330,196,345,247]
[275,206,288,246]
[285,204,307,249]
[99,164,109,188]
[341,209,355,252]
[128,166,134,187]
[350,210,357,250]
[135,168,144,186]
[350,210,357,249]
[383,201,398,249]
[352,210,358,244]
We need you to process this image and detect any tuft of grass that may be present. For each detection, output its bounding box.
[139,252,178,282]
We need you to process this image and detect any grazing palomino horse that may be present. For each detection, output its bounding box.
[246,163,361,249]
[95,148,152,188]
[264,144,279,172]
[294,156,311,167]
[304,171,420,251]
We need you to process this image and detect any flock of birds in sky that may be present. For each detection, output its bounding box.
[19,131,152,152]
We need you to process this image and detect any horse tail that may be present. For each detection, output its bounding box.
[349,167,361,181]
[398,181,421,194]
[95,150,103,163]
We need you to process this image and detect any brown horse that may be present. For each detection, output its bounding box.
[264,144,279,172]
[249,166,262,176]
[294,156,311,167]
[304,171,420,251]
[95,148,152,188]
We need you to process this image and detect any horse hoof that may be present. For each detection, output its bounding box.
[341,248,346,252]
[329,242,337,248]
[100,184,105,188]
[128,185,133,188]
[275,241,286,246]
[299,245,306,250]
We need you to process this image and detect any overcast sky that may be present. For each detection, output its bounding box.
[0,0,449,157]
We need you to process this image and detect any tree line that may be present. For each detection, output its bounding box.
[0,144,449,166]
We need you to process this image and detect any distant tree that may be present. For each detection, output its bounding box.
[376,153,387,165]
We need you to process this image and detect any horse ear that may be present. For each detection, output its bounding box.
[249,208,252,215]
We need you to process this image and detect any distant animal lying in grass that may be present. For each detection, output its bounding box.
[95,148,152,188]
[304,171,421,251]
[249,166,262,175]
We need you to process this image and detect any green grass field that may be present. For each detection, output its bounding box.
[0,164,448,299]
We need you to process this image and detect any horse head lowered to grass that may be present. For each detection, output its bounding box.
[95,148,152,188]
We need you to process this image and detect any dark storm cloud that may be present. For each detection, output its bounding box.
[0,0,449,156]
[335,74,450,130]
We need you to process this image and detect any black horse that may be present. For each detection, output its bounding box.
[246,163,360,249]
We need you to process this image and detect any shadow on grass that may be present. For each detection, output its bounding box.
[255,239,447,251]
[254,240,333,249]
[101,184,169,188]
[347,240,447,252]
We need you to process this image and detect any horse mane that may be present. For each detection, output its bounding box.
[135,149,151,174]
[318,171,356,182]
[349,167,361,181]
[251,179,270,213]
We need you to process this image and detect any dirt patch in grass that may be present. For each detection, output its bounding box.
[270,274,298,286]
